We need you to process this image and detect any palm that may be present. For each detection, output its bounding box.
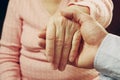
[71,17,107,68]
[75,41,99,68]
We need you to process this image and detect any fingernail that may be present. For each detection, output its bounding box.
[59,66,65,71]
[54,64,58,70]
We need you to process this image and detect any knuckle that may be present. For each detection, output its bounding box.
[63,40,71,48]
[61,17,66,25]
[56,39,64,46]
[46,34,55,40]
[55,16,67,26]
[56,16,63,23]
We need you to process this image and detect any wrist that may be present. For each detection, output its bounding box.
[96,30,108,48]
[92,32,108,68]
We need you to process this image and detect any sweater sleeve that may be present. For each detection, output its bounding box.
[0,0,22,80]
[69,0,113,28]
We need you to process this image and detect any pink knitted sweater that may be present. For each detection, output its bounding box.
[0,0,113,80]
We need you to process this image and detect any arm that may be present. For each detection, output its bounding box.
[68,0,113,28]
[0,0,22,80]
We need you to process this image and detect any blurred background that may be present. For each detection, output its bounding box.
[106,0,120,36]
[0,0,9,38]
[0,0,120,38]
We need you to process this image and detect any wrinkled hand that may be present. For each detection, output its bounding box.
[46,5,90,71]
[46,12,81,71]
[61,7,108,68]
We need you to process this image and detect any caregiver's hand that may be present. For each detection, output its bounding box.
[46,13,80,71]
[61,7,108,68]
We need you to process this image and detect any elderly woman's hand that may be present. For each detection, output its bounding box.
[46,12,81,71]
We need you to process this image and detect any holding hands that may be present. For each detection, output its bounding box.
[61,7,107,68]
[39,5,108,71]
[46,5,90,71]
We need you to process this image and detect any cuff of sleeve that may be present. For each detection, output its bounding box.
[94,33,120,79]
[99,74,114,80]
[0,69,21,80]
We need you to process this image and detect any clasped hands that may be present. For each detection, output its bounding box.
[39,5,108,71]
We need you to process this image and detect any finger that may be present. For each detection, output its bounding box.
[61,7,93,24]
[38,39,46,49]
[39,30,46,39]
[54,17,65,69]
[46,20,56,62]
[58,20,78,71]
[69,30,81,62]
[59,44,71,71]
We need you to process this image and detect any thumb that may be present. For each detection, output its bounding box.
[61,7,94,24]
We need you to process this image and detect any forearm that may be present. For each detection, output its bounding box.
[0,0,22,79]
